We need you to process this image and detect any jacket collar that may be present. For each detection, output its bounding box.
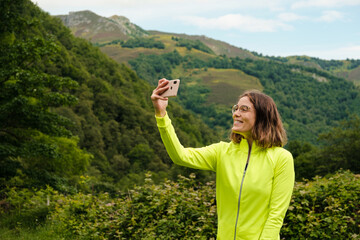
[230,138,264,154]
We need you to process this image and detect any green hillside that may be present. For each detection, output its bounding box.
[267,55,360,86]
[129,50,360,143]
[0,0,219,194]
[99,34,216,64]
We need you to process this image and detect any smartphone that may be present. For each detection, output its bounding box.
[161,79,180,98]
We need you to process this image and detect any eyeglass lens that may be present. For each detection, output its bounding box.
[232,105,250,114]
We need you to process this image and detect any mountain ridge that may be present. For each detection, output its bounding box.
[57,10,256,60]
[56,10,148,42]
[57,10,360,85]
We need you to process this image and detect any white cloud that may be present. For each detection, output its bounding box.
[180,14,293,32]
[317,10,344,22]
[33,0,289,11]
[32,0,294,19]
[291,0,360,9]
[277,12,307,22]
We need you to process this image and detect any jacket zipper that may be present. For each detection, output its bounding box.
[233,144,252,240]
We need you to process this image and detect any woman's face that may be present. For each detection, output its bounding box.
[232,96,256,138]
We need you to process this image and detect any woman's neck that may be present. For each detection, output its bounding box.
[241,131,253,144]
[238,132,253,148]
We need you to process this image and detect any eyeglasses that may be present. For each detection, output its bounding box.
[232,104,251,114]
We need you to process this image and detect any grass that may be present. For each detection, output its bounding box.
[100,45,164,63]
[0,224,64,240]
[184,68,264,105]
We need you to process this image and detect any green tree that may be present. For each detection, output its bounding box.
[0,0,89,189]
[122,37,165,49]
[317,115,360,174]
[293,115,360,180]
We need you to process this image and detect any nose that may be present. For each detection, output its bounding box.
[233,109,241,117]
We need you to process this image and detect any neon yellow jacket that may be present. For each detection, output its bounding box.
[156,113,294,240]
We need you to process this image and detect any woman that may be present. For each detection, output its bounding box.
[151,78,295,240]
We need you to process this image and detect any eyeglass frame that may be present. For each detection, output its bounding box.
[232,104,251,114]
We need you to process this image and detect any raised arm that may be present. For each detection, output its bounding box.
[151,79,218,171]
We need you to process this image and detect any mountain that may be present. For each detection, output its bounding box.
[57,11,256,60]
[56,10,148,42]
[57,11,360,87]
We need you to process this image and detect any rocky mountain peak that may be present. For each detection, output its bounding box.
[56,11,148,42]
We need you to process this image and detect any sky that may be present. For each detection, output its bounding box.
[31,0,360,60]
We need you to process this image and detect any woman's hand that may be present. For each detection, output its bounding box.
[151,78,170,117]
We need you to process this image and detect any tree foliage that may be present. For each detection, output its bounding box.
[172,36,214,54]
[291,115,360,180]
[122,37,165,49]
[0,0,220,193]
[0,0,89,190]
[94,37,165,49]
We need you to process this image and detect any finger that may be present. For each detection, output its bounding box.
[152,90,169,99]
[153,85,169,96]
[158,78,169,87]
[151,94,168,101]
[151,88,169,100]
[158,96,168,101]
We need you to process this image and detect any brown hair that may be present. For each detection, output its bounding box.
[230,90,287,148]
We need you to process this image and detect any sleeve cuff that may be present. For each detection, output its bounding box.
[155,112,171,128]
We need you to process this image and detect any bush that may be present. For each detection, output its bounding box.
[1,171,359,239]
[0,186,58,228]
[49,173,217,239]
[281,170,360,239]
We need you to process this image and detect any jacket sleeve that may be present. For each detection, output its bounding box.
[260,149,295,240]
[156,113,218,172]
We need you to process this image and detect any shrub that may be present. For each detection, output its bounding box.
[0,186,58,228]
[49,173,217,239]
[281,170,360,239]
[1,171,359,239]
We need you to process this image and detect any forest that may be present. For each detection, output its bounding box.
[0,0,359,239]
